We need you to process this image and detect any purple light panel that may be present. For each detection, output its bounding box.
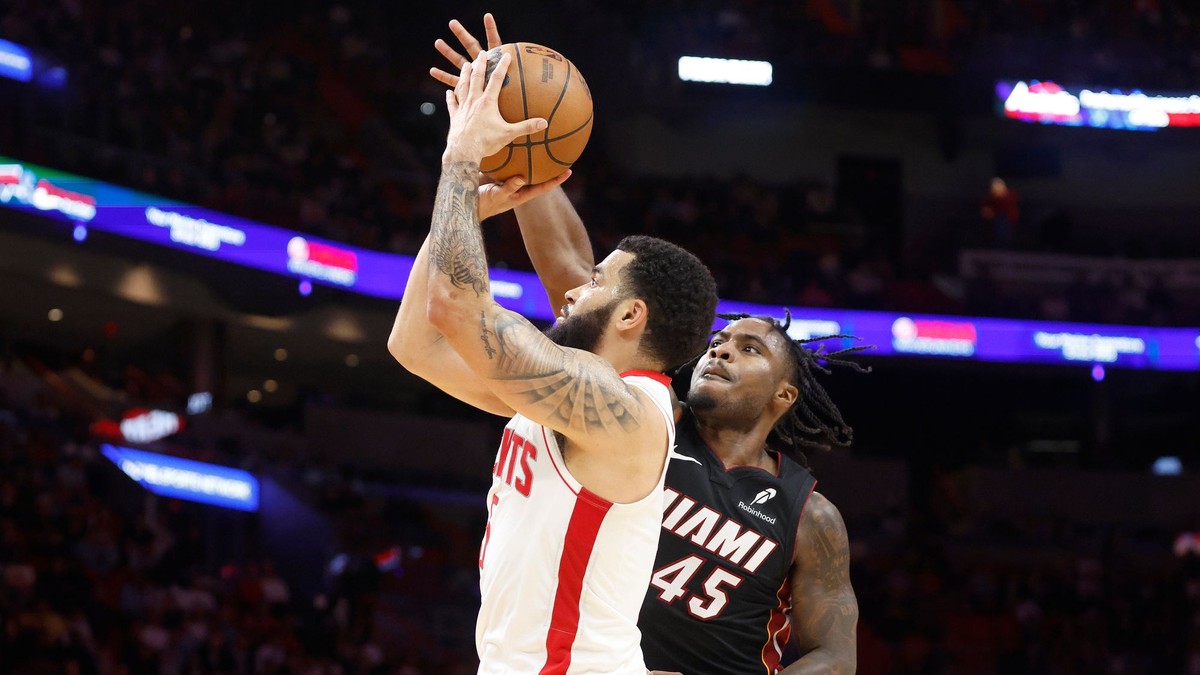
[4,156,1199,372]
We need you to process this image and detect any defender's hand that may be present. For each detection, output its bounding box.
[431,13,502,89]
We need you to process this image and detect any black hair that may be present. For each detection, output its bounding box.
[676,309,872,469]
[615,235,719,370]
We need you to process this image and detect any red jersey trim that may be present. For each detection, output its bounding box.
[538,490,615,675]
[620,369,671,387]
[541,426,579,496]
[760,572,793,673]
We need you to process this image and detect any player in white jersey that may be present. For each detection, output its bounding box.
[387,49,719,674]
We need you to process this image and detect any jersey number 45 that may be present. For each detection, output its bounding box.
[650,554,744,620]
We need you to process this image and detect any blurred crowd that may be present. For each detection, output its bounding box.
[632,0,1200,87]
[851,506,1200,674]
[2,0,1200,329]
[4,336,1200,674]
[0,349,480,674]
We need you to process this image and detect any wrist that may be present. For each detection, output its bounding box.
[442,143,483,166]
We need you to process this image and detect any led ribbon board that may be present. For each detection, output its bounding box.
[998,80,1200,130]
[101,445,259,512]
[0,156,552,320]
[3,155,1199,371]
[0,39,33,83]
[716,301,1200,372]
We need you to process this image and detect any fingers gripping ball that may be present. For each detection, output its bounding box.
[482,43,593,184]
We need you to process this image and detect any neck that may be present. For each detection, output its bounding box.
[691,411,778,472]
[594,340,660,376]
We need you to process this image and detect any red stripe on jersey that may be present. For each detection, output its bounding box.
[760,572,793,674]
[619,369,671,387]
[538,488,614,675]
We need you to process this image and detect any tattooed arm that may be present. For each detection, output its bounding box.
[388,51,546,417]
[424,52,666,462]
[783,492,858,675]
[387,231,515,416]
[429,14,593,315]
[426,160,660,453]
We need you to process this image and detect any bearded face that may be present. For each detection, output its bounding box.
[545,297,621,352]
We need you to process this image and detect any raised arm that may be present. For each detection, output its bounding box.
[386,232,514,416]
[783,492,859,675]
[513,187,593,316]
[430,13,594,316]
[426,54,664,455]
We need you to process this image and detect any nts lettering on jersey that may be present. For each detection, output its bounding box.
[661,488,778,573]
[494,428,536,496]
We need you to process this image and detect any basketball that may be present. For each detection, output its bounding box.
[481,43,593,184]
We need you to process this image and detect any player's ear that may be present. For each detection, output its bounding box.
[775,381,798,408]
[615,298,648,332]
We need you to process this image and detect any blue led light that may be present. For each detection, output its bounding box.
[101,444,259,512]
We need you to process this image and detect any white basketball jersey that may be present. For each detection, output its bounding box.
[475,371,676,675]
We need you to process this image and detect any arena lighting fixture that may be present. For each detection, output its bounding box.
[0,39,33,83]
[47,263,83,288]
[1153,456,1183,476]
[187,392,212,415]
[100,444,259,512]
[678,56,773,86]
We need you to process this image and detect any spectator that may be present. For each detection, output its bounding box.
[980,177,1021,249]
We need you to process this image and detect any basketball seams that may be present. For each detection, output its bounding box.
[545,114,593,143]
[481,42,591,184]
[544,117,593,166]
[482,145,516,174]
[544,56,571,138]
[514,43,535,184]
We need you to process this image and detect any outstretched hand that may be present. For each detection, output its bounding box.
[434,13,570,216]
[431,13,502,89]
[443,51,546,164]
[479,170,572,221]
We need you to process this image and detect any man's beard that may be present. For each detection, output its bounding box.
[546,299,620,352]
[686,389,719,412]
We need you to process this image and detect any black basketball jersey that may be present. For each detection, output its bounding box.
[640,413,817,675]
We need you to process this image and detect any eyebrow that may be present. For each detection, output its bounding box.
[712,331,772,352]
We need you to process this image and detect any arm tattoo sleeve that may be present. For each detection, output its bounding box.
[429,161,489,297]
[427,163,645,436]
[487,311,642,435]
[786,495,858,675]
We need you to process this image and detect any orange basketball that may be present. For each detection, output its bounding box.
[482,43,593,184]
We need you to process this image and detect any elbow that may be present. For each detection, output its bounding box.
[386,329,406,363]
[425,288,459,336]
[387,323,417,371]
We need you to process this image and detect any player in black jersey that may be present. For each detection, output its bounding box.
[640,313,865,674]
[431,16,865,674]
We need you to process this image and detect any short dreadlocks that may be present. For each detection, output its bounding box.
[675,309,872,469]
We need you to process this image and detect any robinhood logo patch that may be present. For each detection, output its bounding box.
[751,488,776,505]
